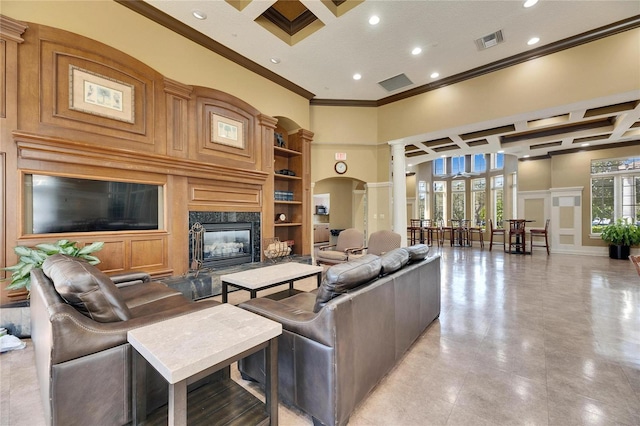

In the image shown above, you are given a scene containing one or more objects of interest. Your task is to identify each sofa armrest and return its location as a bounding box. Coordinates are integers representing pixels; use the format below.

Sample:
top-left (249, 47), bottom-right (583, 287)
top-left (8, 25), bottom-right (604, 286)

top-left (47, 299), bottom-right (219, 364)
top-left (318, 244), bottom-right (336, 251)
top-left (110, 271), bottom-right (151, 287)
top-left (240, 296), bottom-right (337, 347)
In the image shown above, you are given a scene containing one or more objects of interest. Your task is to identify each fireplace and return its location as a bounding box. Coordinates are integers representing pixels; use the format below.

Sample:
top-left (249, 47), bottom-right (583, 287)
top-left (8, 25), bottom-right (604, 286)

top-left (202, 222), bottom-right (253, 268)
top-left (189, 211), bottom-right (261, 270)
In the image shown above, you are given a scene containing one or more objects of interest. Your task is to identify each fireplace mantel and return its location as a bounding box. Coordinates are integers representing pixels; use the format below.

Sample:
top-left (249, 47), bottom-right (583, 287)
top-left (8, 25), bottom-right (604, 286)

top-left (14, 131), bottom-right (269, 186)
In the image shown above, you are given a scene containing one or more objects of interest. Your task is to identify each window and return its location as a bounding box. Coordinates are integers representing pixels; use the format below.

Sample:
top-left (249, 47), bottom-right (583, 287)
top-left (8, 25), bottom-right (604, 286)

top-left (433, 158), bottom-right (446, 176)
top-left (591, 156), bottom-right (640, 232)
top-left (471, 178), bottom-right (486, 226)
top-left (592, 177), bottom-right (614, 228)
top-left (451, 180), bottom-right (465, 219)
top-left (451, 156), bottom-right (465, 175)
top-left (433, 181), bottom-right (446, 222)
top-left (418, 180), bottom-right (428, 220)
top-left (492, 175), bottom-right (504, 228)
top-left (622, 176), bottom-right (640, 223)
top-left (492, 152), bottom-right (504, 170)
top-left (472, 154), bottom-right (487, 173)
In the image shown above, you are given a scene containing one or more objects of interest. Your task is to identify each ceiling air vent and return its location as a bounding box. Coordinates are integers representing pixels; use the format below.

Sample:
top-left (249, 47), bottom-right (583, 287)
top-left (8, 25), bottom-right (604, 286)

top-left (475, 30), bottom-right (504, 50)
top-left (378, 73), bottom-right (413, 92)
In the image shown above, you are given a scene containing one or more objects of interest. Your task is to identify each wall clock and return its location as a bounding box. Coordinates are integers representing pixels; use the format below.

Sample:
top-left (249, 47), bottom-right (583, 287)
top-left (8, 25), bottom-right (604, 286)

top-left (334, 161), bottom-right (347, 175)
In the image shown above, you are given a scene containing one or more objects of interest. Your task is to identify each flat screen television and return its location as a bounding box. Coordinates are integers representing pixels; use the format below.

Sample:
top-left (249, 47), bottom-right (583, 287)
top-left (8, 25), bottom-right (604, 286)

top-left (24, 174), bottom-right (162, 234)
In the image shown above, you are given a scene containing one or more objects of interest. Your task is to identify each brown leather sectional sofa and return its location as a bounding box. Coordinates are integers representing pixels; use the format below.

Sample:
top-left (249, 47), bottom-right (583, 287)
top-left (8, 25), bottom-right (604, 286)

top-left (238, 245), bottom-right (441, 426)
top-left (30, 254), bottom-right (220, 425)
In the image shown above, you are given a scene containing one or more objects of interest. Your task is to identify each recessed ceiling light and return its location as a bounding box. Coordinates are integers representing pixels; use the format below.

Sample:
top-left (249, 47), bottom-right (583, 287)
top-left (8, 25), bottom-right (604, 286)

top-left (523, 154), bottom-right (530, 158)
top-left (430, 72), bottom-right (439, 79)
top-left (523, 0), bottom-right (538, 8)
top-left (581, 143), bottom-right (590, 147)
top-left (440, 155), bottom-right (446, 158)
top-left (498, 150), bottom-right (504, 153)
top-left (369, 16), bottom-right (380, 25)
top-left (192, 10), bottom-right (207, 20)
top-left (353, 73), bottom-right (362, 80)
top-left (527, 37), bottom-right (540, 46)
top-left (412, 47), bottom-right (422, 55)
top-left (270, 58), bottom-right (281, 64)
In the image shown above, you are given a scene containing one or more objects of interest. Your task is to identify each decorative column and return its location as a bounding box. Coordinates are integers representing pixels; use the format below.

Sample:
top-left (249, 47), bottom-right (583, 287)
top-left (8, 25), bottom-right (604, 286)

top-left (389, 140), bottom-right (408, 247)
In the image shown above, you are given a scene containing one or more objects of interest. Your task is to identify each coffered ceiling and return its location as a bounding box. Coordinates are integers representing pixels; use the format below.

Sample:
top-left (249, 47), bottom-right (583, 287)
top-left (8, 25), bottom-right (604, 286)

top-left (403, 94), bottom-right (640, 163)
top-left (118, 0), bottom-right (640, 161)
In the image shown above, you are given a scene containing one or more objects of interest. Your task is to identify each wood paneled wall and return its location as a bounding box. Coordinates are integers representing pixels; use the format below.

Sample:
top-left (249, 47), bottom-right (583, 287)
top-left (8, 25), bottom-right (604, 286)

top-left (0, 18), bottom-right (279, 304)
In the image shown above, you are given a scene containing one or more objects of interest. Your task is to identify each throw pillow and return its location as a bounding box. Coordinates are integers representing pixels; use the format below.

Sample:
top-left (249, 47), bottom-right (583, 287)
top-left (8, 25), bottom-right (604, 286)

top-left (43, 254), bottom-right (132, 322)
top-left (379, 248), bottom-right (410, 275)
top-left (313, 254), bottom-right (381, 312)
top-left (404, 244), bottom-right (430, 263)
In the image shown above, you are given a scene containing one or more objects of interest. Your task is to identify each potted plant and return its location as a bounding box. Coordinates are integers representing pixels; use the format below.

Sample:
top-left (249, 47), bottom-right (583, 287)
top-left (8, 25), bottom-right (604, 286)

top-left (600, 219), bottom-right (640, 259)
top-left (2, 240), bottom-right (104, 294)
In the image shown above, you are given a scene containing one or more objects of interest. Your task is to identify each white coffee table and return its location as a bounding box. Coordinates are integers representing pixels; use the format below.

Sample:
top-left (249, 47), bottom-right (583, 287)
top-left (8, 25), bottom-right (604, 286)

top-left (220, 262), bottom-right (323, 303)
top-left (128, 304), bottom-right (282, 426)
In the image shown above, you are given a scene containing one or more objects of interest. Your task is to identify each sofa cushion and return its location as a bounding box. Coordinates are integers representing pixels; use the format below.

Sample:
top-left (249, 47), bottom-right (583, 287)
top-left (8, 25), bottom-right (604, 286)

top-left (314, 254), bottom-right (381, 312)
top-left (43, 254), bottom-right (132, 322)
top-left (379, 248), bottom-right (410, 276)
top-left (404, 244), bottom-right (430, 263)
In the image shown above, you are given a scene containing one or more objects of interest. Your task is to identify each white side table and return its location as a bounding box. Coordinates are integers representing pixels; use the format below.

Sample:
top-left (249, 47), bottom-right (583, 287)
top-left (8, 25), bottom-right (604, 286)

top-left (128, 304), bottom-right (282, 425)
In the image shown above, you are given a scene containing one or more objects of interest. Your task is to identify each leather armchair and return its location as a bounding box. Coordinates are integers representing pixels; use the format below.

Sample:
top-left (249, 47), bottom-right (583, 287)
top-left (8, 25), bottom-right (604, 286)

top-left (30, 254), bottom-right (220, 425)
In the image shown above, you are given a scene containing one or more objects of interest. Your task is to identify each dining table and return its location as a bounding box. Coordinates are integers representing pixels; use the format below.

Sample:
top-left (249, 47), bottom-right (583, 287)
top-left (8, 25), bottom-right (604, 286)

top-left (450, 219), bottom-right (471, 247)
top-left (504, 219), bottom-right (534, 254)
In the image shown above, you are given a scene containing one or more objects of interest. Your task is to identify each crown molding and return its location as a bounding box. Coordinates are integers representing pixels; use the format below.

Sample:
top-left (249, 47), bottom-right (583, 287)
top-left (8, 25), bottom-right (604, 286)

top-left (114, 0), bottom-right (316, 100)
top-left (113, 2), bottom-right (639, 107)
top-left (312, 15), bottom-right (640, 107)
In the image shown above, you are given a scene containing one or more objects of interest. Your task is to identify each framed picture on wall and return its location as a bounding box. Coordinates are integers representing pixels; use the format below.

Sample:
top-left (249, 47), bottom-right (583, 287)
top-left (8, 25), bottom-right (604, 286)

top-left (211, 113), bottom-right (245, 149)
top-left (69, 65), bottom-right (135, 123)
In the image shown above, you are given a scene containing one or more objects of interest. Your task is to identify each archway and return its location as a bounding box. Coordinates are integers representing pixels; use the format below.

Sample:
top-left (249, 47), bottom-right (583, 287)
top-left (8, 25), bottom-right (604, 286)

top-left (313, 177), bottom-right (367, 246)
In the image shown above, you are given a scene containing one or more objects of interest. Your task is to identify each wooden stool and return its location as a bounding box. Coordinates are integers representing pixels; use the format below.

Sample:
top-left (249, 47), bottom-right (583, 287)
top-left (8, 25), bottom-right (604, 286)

top-left (489, 219), bottom-right (505, 251)
top-left (507, 219), bottom-right (527, 253)
top-left (530, 219), bottom-right (550, 255)
top-left (468, 224), bottom-right (485, 248)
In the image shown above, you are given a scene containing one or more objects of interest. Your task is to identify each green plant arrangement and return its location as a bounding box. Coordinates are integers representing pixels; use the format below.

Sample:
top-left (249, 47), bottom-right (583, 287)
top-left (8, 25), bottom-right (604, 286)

top-left (2, 240), bottom-right (104, 293)
top-left (600, 219), bottom-right (640, 259)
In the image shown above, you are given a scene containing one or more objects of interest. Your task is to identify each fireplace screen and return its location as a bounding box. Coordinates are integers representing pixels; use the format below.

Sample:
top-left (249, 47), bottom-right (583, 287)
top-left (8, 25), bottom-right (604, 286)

top-left (202, 222), bottom-right (253, 268)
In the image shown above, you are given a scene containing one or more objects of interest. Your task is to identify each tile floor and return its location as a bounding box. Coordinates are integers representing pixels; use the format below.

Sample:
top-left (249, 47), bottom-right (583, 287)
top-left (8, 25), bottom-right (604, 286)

top-left (1, 246), bottom-right (639, 425)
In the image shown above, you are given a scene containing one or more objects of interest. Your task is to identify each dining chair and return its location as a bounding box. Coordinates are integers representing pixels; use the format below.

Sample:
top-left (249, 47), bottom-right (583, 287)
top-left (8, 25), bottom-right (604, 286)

top-left (468, 221), bottom-right (485, 248)
top-left (489, 219), bottom-right (505, 251)
top-left (408, 219), bottom-right (423, 245)
top-left (439, 219), bottom-right (454, 246)
top-left (507, 219), bottom-right (527, 253)
top-left (529, 219), bottom-right (550, 255)
top-left (423, 219), bottom-right (441, 246)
